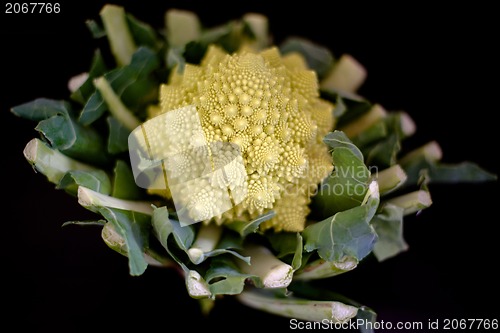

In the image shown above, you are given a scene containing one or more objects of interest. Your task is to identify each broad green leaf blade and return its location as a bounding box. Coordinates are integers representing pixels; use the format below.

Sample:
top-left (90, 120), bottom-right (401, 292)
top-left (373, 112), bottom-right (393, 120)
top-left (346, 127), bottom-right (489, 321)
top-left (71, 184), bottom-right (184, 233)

top-left (427, 162), bottom-right (497, 183)
top-left (152, 205), bottom-right (206, 294)
top-left (267, 232), bottom-right (303, 270)
top-left (226, 210), bottom-right (275, 237)
top-left (106, 116), bottom-right (130, 154)
top-left (237, 289), bottom-right (358, 323)
top-left (126, 13), bottom-right (162, 50)
top-left (152, 206), bottom-right (194, 251)
top-left (205, 257), bottom-right (260, 296)
top-left (365, 133), bottom-right (400, 167)
top-left (36, 114), bottom-right (76, 150)
top-left (71, 50), bottom-right (108, 104)
top-left (11, 98), bottom-right (70, 121)
top-left (28, 100), bottom-right (109, 165)
top-left (372, 204), bottom-right (408, 261)
top-left (304, 182), bottom-right (379, 262)
top-left (314, 146), bottom-right (370, 216)
top-left (352, 120), bottom-right (387, 148)
top-left (80, 90), bottom-right (107, 125)
top-left (99, 207), bottom-right (151, 276)
top-left (402, 156), bottom-right (497, 186)
top-left (58, 170), bottom-right (111, 195)
top-left (80, 47), bottom-right (160, 125)
top-left (112, 160), bottom-right (143, 200)
top-left (280, 37), bottom-right (334, 78)
top-left (321, 91), bottom-right (372, 128)
top-left (267, 232), bottom-right (299, 258)
top-left (323, 130), bottom-right (364, 161)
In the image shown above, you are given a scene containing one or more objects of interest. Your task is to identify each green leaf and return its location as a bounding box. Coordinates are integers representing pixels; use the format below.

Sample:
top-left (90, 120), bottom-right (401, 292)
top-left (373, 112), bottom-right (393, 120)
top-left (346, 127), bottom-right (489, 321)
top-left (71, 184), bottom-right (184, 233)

top-left (226, 210), bottom-right (275, 237)
top-left (205, 257), bottom-right (260, 296)
top-left (79, 90), bottom-right (107, 125)
top-left (166, 47), bottom-right (186, 72)
top-left (315, 146), bottom-right (370, 216)
top-left (217, 231), bottom-right (244, 250)
top-left (266, 232), bottom-right (303, 270)
top-left (304, 182), bottom-right (379, 262)
top-left (106, 116), bottom-right (130, 154)
top-left (321, 91), bottom-right (372, 128)
top-left (280, 37), bottom-right (334, 78)
top-left (365, 133), bottom-right (400, 167)
top-left (361, 112), bottom-right (412, 167)
top-left (371, 204), bottom-right (408, 261)
top-left (35, 114), bottom-right (109, 165)
top-left (152, 206), bottom-right (194, 252)
top-left (80, 47), bottom-right (160, 125)
top-left (332, 94), bottom-right (347, 118)
top-left (12, 98), bottom-right (69, 121)
top-left (99, 207), bottom-right (151, 276)
top-left (351, 120), bottom-right (387, 148)
top-left (126, 13), bottom-right (162, 50)
top-left (267, 232), bottom-right (299, 258)
top-left (70, 50), bottom-right (108, 104)
top-left (323, 130), bottom-right (364, 161)
top-left (402, 158), bottom-right (497, 186)
top-left (112, 160), bottom-right (143, 200)
top-left (58, 170), bottom-right (111, 195)
top-left (13, 98), bottom-right (109, 164)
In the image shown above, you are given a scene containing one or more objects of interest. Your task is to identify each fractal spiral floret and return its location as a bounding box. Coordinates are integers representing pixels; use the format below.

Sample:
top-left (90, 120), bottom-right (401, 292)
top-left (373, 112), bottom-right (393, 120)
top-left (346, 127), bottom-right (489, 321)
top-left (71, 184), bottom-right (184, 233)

top-left (149, 46), bottom-right (334, 232)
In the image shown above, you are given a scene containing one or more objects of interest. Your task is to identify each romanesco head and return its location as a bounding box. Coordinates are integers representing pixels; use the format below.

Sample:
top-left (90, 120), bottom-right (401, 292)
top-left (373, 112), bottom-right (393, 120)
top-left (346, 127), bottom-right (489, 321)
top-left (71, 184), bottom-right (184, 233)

top-left (149, 46), bottom-right (334, 232)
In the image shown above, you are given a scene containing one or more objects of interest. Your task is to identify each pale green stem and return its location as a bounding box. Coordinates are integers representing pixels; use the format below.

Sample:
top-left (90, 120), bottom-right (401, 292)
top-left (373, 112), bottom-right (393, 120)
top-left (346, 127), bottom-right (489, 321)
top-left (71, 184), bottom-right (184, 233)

top-left (340, 103), bottom-right (387, 138)
top-left (399, 141), bottom-right (443, 166)
top-left (23, 138), bottom-right (97, 184)
top-left (101, 222), bottom-right (175, 268)
top-left (94, 76), bottom-right (141, 131)
top-left (165, 9), bottom-right (200, 48)
top-left (78, 186), bottom-right (153, 215)
top-left (243, 13), bottom-right (268, 50)
top-left (321, 54), bottom-right (367, 93)
top-left (375, 164), bottom-right (408, 195)
top-left (237, 289), bottom-right (358, 323)
top-left (294, 256), bottom-right (358, 280)
top-left (239, 244), bottom-right (293, 289)
top-left (187, 223), bottom-right (223, 264)
top-left (385, 190), bottom-right (432, 215)
top-left (399, 111), bottom-right (416, 137)
top-left (186, 270), bottom-right (212, 299)
top-left (100, 4), bottom-right (136, 66)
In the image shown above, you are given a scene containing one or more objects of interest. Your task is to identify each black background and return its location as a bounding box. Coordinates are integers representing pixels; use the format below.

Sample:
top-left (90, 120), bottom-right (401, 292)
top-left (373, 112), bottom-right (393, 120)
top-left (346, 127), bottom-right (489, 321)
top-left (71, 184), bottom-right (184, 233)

top-left (1, 1), bottom-right (498, 332)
